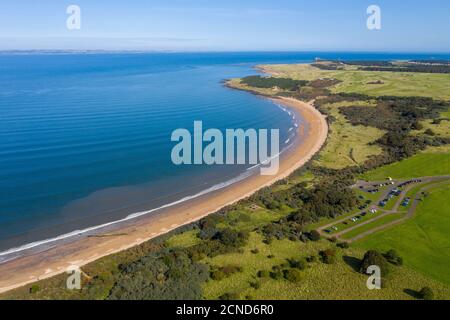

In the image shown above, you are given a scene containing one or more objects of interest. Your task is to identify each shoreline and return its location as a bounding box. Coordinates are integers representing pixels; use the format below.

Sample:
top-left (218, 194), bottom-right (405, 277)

top-left (0, 96), bottom-right (328, 294)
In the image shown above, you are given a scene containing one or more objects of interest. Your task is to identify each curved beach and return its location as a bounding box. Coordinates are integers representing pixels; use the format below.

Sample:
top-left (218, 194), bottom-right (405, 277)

top-left (0, 97), bottom-right (328, 293)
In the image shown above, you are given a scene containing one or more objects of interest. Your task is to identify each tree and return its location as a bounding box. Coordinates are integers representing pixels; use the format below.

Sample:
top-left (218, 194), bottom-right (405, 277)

top-left (419, 287), bottom-right (434, 300)
top-left (384, 249), bottom-right (403, 266)
top-left (360, 250), bottom-right (389, 277)
top-left (309, 230), bottom-right (321, 241)
top-left (284, 269), bottom-right (303, 283)
top-left (320, 249), bottom-right (336, 264)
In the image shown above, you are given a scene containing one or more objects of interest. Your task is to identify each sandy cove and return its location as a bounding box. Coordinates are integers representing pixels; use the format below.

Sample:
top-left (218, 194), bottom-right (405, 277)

top-left (0, 97), bottom-right (328, 294)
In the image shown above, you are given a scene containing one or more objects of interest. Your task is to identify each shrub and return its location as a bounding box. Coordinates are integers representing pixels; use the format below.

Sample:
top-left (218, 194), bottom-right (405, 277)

top-left (419, 287), bottom-right (434, 300)
top-left (210, 270), bottom-right (226, 281)
top-left (108, 249), bottom-right (209, 300)
top-left (289, 258), bottom-right (307, 270)
top-left (320, 249), bottom-right (336, 264)
top-left (270, 270), bottom-right (284, 280)
top-left (257, 270), bottom-right (270, 278)
top-left (360, 250), bottom-right (390, 277)
top-left (250, 281), bottom-right (261, 289)
top-left (309, 230), bottom-right (321, 241)
top-left (384, 249), bottom-right (403, 266)
top-left (337, 242), bottom-right (350, 249)
top-left (29, 284), bottom-right (40, 294)
top-left (284, 269), bottom-right (303, 283)
top-left (300, 234), bottom-right (310, 243)
top-left (306, 255), bottom-right (317, 263)
top-left (220, 292), bottom-right (240, 300)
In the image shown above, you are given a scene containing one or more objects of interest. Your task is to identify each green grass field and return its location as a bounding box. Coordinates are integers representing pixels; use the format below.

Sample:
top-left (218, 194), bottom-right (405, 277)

top-left (202, 232), bottom-right (450, 299)
top-left (315, 102), bottom-right (385, 169)
top-left (326, 211), bottom-right (385, 236)
top-left (442, 108), bottom-right (450, 119)
top-left (355, 182), bottom-right (450, 284)
top-left (341, 213), bottom-right (405, 240)
top-left (361, 148), bottom-right (450, 180)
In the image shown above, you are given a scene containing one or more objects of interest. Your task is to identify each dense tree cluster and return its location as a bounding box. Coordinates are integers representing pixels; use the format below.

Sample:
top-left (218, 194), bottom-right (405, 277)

top-left (360, 250), bottom-right (390, 277)
top-left (311, 63), bottom-right (343, 70)
top-left (255, 180), bottom-right (359, 242)
top-left (241, 75), bottom-right (308, 91)
top-left (358, 65), bottom-right (450, 74)
top-left (108, 249), bottom-right (209, 300)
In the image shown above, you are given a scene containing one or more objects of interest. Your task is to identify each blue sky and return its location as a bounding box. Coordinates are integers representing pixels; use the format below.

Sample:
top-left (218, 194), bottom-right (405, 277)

top-left (0, 0), bottom-right (449, 52)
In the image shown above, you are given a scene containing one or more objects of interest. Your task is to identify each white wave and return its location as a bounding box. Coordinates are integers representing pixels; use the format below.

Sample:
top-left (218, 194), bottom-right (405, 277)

top-left (0, 132), bottom-right (299, 259)
top-left (0, 169), bottom-right (255, 258)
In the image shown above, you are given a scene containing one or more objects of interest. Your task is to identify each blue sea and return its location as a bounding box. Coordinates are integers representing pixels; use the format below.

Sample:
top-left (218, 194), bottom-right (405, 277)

top-left (1, 52), bottom-right (449, 255)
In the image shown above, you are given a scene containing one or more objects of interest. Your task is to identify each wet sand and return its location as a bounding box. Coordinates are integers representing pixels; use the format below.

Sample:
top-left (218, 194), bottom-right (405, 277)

top-left (0, 97), bottom-right (328, 294)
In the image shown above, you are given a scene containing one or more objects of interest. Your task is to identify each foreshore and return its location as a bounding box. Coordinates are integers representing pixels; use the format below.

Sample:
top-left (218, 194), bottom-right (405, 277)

top-left (0, 96), bottom-right (328, 294)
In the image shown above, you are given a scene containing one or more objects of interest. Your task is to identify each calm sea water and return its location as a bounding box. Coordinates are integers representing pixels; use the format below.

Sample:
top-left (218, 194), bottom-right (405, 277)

top-left (1, 52), bottom-right (449, 253)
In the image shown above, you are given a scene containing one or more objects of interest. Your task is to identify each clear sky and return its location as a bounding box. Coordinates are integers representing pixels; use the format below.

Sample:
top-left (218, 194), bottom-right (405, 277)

top-left (0, 0), bottom-right (449, 52)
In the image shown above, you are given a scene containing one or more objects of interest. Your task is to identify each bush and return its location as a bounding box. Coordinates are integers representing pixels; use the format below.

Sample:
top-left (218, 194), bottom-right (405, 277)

top-left (306, 255), bottom-right (317, 263)
top-left (300, 234), bottom-right (310, 243)
top-left (384, 249), bottom-right (403, 266)
top-left (309, 230), bottom-right (321, 241)
top-left (29, 284), bottom-right (40, 294)
top-left (284, 269), bottom-right (302, 283)
top-left (288, 258), bottom-right (307, 270)
top-left (320, 249), bottom-right (336, 264)
top-left (419, 287), bottom-right (434, 300)
top-left (329, 236), bottom-right (338, 243)
top-left (360, 250), bottom-right (390, 277)
top-left (108, 249), bottom-right (209, 300)
top-left (337, 242), bottom-right (350, 249)
top-left (250, 281), bottom-right (261, 289)
top-left (220, 292), bottom-right (240, 300)
top-left (257, 270), bottom-right (270, 278)
top-left (270, 270), bottom-right (284, 280)
top-left (210, 270), bottom-right (226, 281)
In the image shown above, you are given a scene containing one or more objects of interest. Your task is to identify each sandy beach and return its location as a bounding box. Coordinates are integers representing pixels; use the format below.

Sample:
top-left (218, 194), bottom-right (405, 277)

top-left (0, 97), bottom-right (328, 294)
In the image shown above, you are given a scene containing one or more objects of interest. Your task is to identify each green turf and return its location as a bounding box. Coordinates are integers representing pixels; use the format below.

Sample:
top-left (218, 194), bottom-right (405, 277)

top-left (341, 213), bottom-right (405, 240)
top-left (165, 230), bottom-right (201, 248)
top-left (325, 211), bottom-right (385, 236)
top-left (361, 151), bottom-right (450, 181)
top-left (355, 182), bottom-right (450, 284)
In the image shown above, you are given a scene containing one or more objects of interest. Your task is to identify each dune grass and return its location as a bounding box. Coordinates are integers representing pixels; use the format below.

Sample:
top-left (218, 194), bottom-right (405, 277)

top-left (355, 182), bottom-right (450, 285)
